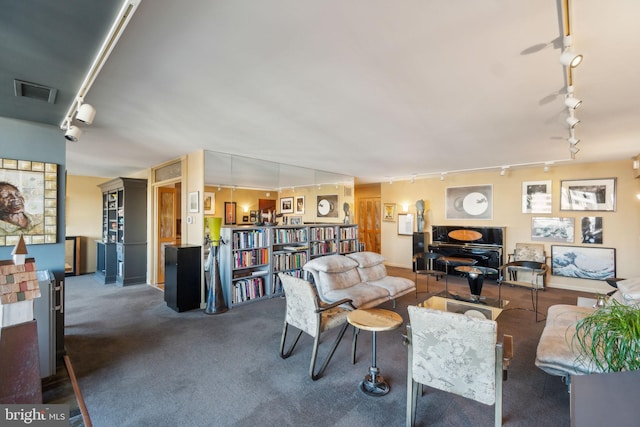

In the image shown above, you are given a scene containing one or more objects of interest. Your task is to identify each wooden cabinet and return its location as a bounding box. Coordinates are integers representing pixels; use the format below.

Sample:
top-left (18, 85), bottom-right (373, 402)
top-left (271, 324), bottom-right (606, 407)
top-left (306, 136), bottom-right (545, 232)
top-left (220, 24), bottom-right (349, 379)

top-left (164, 245), bottom-right (201, 312)
top-left (220, 224), bottom-right (358, 309)
top-left (97, 177), bottom-right (147, 285)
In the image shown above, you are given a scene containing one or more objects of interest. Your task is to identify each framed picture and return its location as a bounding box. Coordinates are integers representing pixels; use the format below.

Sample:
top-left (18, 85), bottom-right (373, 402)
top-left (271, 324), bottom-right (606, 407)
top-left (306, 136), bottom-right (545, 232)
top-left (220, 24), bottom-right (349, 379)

top-left (242, 215), bottom-right (249, 223)
top-left (317, 195), bottom-right (338, 218)
top-left (224, 202), bottom-right (236, 225)
top-left (531, 217), bottom-right (575, 243)
top-left (560, 178), bottom-right (616, 211)
top-left (188, 191), bottom-right (199, 213)
top-left (397, 213), bottom-right (414, 235)
top-left (250, 210), bottom-right (258, 223)
top-left (551, 245), bottom-right (616, 280)
top-left (522, 180), bottom-right (552, 214)
top-left (446, 184), bottom-right (493, 220)
top-left (383, 203), bottom-right (396, 222)
top-left (580, 216), bottom-right (603, 244)
top-left (280, 197), bottom-right (294, 214)
top-left (295, 196), bottom-right (305, 214)
top-left (289, 216), bottom-right (302, 225)
top-left (203, 192), bottom-right (215, 215)
top-left (0, 158), bottom-right (58, 246)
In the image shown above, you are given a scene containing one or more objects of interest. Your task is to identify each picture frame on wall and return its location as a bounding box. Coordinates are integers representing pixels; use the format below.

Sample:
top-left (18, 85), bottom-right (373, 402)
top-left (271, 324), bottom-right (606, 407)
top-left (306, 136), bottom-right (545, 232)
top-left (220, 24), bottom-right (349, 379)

top-left (188, 191), bottom-right (199, 213)
top-left (203, 191), bottom-right (215, 215)
top-left (280, 197), bottom-right (294, 213)
top-left (580, 216), bottom-right (603, 244)
top-left (531, 217), bottom-right (575, 243)
top-left (317, 195), bottom-right (338, 218)
top-left (295, 196), bottom-right (305, 214)
top-left (224, 202), bottom-right (236, 225)
top-left (0, 157), bottom-right (58, 246)
top-left (560, 178), bottom-right (616, 211)
top-left (397, 213), bottom-right (414, 235)
top-left (383, 203), bottom-right (396, 222)
top-left (289, 216), bottom-right (302, 225)
top-left (446, 184), bottom-right (493, 220)
top-left (551, 245), bottom-right (616, 280)
top-left (522, 180), bottom-right (552, 213)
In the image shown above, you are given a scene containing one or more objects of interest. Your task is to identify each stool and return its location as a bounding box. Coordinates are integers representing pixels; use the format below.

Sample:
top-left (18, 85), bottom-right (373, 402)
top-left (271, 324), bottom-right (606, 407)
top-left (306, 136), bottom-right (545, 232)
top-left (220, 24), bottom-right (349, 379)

top-left (347, 308), bottom-right (403, 396)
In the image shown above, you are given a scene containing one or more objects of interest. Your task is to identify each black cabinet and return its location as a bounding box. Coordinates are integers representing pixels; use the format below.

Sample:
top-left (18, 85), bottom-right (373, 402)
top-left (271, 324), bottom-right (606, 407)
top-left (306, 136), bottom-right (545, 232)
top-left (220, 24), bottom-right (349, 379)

top-left (164, 245), bottom-right (201, 312)
top-left (95, 241), bottom-right (117, 284)
top-left (412, 232), bottom-right (430, 271)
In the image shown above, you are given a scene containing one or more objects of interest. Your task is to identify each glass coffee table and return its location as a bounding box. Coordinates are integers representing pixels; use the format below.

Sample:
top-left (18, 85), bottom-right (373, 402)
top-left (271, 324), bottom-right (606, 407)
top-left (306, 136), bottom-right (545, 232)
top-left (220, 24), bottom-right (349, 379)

top-left (419, 291), bottom-right (508, 320)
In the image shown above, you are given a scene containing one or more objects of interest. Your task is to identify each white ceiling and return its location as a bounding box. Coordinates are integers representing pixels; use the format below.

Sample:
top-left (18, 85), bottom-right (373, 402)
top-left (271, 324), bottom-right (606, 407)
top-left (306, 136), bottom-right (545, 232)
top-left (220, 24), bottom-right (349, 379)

top-left (6, 1), bottom-right (640, 184)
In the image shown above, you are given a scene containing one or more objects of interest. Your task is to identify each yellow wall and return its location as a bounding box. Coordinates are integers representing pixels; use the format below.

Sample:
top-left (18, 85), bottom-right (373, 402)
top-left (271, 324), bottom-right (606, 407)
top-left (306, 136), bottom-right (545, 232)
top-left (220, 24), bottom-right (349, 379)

top-left (65, 175), bottom-right (107, 274)
top-left (381, 159), bottom-right (640, 294)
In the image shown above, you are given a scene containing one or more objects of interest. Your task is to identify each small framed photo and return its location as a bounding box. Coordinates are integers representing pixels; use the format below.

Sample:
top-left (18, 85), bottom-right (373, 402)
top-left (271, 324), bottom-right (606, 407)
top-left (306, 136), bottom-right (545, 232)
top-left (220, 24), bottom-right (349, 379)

top-left (188, 191), bottom-right (199, 213)
top-left (224, 202), bottom-right (236, 225)
top-left (280, 197), bottom-right (294, 213)
top-left (250, 210), bottom-right (258, 222)
top-left (580, 216), bottom-right (603, 244)
top-left (242, 215), bottom-right (249, 223)
top-left (397, 213), bottom-right (414, 235)
top-left (295, 196), bottom-right (305, 214)
top-left (522, 180), bottom-right (551, 213)
top-left (383, 203), bottom-right (396, 222)
top-left (560, 178), bottom-right (616, 211)
top-left (551, 245), bottom-right (616, 280)
top-left (203, 192), bottom-right (215, 215)
top-left (531, 217), bottom-right (575, 243)
top-left (289, 216), bottom-right (302, 225)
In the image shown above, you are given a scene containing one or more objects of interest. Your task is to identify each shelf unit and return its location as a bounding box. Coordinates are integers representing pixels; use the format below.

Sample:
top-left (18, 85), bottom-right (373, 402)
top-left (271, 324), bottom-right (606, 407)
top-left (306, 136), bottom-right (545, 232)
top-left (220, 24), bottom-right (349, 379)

top-left (219, 223), bottom-right (358, 309)
top-left (96, 177), bottom-right (147, 285)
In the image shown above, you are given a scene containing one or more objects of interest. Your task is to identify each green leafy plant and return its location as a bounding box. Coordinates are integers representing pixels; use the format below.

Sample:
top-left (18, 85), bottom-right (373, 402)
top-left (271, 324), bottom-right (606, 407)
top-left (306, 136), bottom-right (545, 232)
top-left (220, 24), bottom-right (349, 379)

top-left (572, 300), bottom-right (640, 372)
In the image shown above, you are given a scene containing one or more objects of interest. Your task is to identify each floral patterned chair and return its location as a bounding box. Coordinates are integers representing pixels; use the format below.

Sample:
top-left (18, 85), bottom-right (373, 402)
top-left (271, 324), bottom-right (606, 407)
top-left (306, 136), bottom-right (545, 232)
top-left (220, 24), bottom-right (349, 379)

top-left (278, 273), bottom-right (356, 380)
top-left (405, 306), bottom-right (512, 427)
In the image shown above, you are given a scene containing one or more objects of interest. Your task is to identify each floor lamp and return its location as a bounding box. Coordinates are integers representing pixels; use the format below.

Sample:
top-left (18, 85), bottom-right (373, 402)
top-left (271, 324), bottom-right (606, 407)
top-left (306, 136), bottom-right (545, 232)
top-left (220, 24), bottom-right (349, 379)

top-left (205, 217), bottom-right (228, 314)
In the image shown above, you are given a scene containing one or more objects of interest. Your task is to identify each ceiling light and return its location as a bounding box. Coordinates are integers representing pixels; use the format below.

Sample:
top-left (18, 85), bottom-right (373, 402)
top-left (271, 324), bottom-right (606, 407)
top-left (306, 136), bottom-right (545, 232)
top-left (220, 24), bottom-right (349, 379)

top-left (65, 125), bottom-right (81, 142)
top-left (76, 102), bottom-right (96, 124)
top-left (566, 116), bottom-right (580, 128)
top-left (440, 173), bottom-right (445, 181)
top-left (565, 96), bottom-right (582, 110)
top-left (569, 145), bottom-right (580, 159)
top-left (560, 36), bottom-right (583, 68)
top-left (568, 137), bottom-right (580, 146)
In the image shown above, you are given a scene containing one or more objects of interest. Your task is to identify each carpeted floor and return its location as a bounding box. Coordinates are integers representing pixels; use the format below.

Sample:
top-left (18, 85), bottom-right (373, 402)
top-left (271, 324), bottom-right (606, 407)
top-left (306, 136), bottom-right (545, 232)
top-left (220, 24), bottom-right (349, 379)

top-left (57, 268), bottom-right (595, 427)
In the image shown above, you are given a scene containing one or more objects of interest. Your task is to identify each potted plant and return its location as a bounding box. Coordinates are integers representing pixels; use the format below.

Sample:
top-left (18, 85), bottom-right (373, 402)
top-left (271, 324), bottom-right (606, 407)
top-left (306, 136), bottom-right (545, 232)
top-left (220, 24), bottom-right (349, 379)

top-left (572, 299), bottom-right (640, 372)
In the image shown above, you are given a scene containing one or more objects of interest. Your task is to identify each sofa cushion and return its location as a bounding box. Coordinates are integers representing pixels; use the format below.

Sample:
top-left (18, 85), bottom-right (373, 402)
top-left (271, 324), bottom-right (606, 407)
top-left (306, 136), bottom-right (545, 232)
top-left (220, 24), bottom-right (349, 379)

top-left (323, 283), bottom-right (389, 309)
top-left (617, 278), bottom-right (640, 305)
top-left (304, 254), bottom-right (358, 273)
top-left (368, 276), bottom-right (415, 298)
top-left (317, 269), bottom-right (361, 290)
top-left (358, 263), bottom-right (387, 282)
top-left (346, 251), bottom-right (385, 268)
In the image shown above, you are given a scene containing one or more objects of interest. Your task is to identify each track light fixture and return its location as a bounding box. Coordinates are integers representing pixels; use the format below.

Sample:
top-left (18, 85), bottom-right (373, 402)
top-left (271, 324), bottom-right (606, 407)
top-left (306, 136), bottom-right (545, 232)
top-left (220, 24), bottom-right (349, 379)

top-left (64, 124), bottom-right (81, 142)
top-left (568, 136), bottom-right (580, 146)
top-left (440, 173), bottom-right (445, 181)
top-left (569, 145), bottom-right (580, 159)
top-left (76, 102), bottom-right (96, 125)
top-left (560, 36), bottom-right (583, 68)
top-left (566, 115), bottom-right (580, 128)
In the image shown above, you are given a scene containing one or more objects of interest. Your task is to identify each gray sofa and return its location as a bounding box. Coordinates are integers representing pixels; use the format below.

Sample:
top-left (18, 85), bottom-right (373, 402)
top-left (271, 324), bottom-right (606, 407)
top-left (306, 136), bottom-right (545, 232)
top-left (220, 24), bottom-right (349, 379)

top-left (535, 278), bottom-right (640, 382)
top-left (303, 252), bottom-right (415, 309)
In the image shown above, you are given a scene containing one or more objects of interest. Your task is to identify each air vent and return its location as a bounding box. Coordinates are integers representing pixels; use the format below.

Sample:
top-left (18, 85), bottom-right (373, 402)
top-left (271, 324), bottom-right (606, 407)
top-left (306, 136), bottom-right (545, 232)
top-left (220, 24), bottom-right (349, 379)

top-left (14, 79), bottom-right (57, 104)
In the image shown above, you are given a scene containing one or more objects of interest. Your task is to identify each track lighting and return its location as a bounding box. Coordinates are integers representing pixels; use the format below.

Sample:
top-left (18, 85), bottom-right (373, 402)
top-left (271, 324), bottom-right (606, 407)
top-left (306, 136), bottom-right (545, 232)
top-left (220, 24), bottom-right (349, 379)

top-left (568, 136), bottom-right (580, 146)
top-left (569, 145), bottom-right (580, 159)
top-left (65, 125), bottom-right (81, 142)
top-left (76, 102), bottom-right (96, 124)
top-left (500, 167), bottom-right (509, 176)
top-left (440, 173), bottom-right (445, 181)
top-left (565, 96), bottom-right (582, 110)
top-left (560, 36), bottom-right (583, 68)
top-left (566, 115), bottom-right (580, 128)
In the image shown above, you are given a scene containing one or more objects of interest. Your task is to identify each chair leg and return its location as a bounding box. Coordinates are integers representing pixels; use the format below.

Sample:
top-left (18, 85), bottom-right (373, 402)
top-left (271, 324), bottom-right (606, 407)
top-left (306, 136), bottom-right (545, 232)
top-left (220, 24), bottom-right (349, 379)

top-left (351, 327), bottom-right (359, 364)
top-left (495, 344), bottom-right (504, 427)
top-left (280, 321), bottom-right (303, 359)
top-left (310, 321), bottom-right (349, 380)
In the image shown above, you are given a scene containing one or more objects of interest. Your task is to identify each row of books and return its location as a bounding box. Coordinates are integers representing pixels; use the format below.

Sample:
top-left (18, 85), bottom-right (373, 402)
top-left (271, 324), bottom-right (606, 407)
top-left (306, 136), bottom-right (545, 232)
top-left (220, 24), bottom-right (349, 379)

top-left (309, 226), bottom-right (335, 241)
top-left (232, 248), bottom-right (269, 269)
top-left (232, 229), bottom-right (267, 249)
top-left (233, 277), bottom-right (265, 303)
top-left (271, 270), bottom-right (305, 294)
top-left (310, 241), bottom-right (337, 256)
top-left (339, 241), bottom-right (358, 253)
top-left (274, 228), bottom-right (308, 244)
top-left (273, 252), bottom-right (308, 272)
top-left (340, 226), bottom-right (358, 240)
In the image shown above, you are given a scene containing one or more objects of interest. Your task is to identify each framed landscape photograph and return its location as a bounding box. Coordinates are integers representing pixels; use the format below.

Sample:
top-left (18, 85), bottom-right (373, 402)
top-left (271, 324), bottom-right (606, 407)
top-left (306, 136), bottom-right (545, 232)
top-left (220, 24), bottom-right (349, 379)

top-left (551, 245), bottom-right (616, 280)
top-left (280, 197), bottom-right (294, 213)
top-left (522, 180), bottom-right (552, 214)
top-left (383, 203), bottom-right (396, 222)
top-left (446, 184), bottom-right (493, 220)
top-left (289, 216), bottom-right (302, 225)
top-left (560, 178), bottom-right (616, 211)
top-left (531, 217), bottom-right (574, 243)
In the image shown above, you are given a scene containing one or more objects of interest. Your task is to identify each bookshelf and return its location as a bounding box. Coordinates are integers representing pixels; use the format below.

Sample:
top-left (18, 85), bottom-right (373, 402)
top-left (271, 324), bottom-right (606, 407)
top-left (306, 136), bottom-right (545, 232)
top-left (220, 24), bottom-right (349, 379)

top-left (219, 223), bottom-right (358, 309)
top-left (96, 177), bottom-right (147, 285)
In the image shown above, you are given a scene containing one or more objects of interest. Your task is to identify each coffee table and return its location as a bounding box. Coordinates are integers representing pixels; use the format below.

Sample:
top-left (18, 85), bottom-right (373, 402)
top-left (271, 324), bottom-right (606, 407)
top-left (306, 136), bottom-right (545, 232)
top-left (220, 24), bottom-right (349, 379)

top-left (347, 308), bottom-right (403, 396)
top-left (420, 292), bottom-right (508, 320)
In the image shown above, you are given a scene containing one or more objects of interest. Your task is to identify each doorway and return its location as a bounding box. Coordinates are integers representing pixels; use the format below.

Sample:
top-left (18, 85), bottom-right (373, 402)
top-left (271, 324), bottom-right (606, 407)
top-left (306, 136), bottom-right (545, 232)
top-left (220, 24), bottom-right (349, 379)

top-left (156, 183), bottom-right (181, 287)
top-left (357, 197), bottom-right (381, 253)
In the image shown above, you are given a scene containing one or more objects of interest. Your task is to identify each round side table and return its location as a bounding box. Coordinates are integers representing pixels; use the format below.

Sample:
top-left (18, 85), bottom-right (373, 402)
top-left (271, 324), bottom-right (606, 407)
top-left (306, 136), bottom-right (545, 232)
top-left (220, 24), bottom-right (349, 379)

top-left (347, 308), bottom-right (403, 397)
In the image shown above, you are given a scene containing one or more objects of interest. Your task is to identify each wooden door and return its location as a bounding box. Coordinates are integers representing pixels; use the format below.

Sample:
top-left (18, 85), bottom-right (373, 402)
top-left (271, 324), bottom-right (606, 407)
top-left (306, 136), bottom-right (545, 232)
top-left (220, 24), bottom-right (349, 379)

top-left (157, 187), bottom-right (177, 284)
top-left (357, 197), bottom-right (381, 253)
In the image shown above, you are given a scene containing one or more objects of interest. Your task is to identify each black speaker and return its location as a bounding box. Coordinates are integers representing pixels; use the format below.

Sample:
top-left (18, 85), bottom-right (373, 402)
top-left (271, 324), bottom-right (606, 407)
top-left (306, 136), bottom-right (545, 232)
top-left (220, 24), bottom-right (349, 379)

top-left (412, 232), bottom-right (429, 271)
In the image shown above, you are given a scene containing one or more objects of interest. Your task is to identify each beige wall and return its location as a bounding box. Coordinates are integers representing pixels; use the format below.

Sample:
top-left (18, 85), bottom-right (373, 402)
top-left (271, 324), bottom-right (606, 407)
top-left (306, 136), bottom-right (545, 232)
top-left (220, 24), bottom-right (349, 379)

top-left (380, 159), bottom-right (640, 294)
top-left (65, 175), bottom-right (109, 274)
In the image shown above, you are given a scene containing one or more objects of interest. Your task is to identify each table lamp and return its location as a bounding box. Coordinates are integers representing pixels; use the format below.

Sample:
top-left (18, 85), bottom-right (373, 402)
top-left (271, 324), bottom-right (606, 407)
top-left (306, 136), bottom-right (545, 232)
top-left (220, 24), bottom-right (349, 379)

top-left (205, 217), bottom-right (227, 314)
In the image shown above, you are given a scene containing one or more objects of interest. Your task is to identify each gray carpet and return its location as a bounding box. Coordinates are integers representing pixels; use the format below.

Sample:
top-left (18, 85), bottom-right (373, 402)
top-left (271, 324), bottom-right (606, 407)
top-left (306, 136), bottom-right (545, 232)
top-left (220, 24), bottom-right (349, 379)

top-left (63, 268), bottom-right (594, 427)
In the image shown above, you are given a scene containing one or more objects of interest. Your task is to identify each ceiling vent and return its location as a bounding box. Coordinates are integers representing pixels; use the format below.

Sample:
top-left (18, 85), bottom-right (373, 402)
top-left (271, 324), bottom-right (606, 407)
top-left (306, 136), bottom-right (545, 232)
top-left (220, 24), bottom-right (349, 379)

top-left (14, 79), bottom-right (57, 104)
